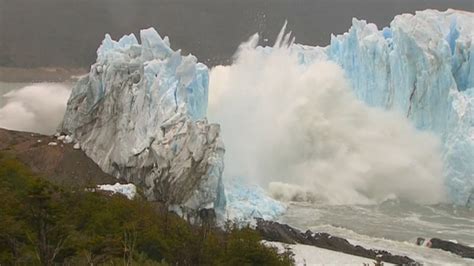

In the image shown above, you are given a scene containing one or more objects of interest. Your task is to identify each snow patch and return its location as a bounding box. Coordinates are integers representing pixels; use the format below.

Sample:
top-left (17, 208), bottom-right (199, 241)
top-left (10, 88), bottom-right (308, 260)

top-left (264, 241), bottom-right (388, 265)
top-left (97, 183), bottom-right (137, 200)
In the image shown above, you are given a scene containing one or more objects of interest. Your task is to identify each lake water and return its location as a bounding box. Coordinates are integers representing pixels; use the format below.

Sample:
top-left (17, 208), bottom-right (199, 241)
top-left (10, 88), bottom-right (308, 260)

top-left (280, 201), bottom-right (474, 265)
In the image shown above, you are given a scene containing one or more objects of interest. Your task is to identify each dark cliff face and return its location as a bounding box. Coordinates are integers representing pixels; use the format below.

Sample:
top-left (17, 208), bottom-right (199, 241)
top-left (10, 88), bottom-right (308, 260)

top-left (1, 0), bottom-right (473, 68)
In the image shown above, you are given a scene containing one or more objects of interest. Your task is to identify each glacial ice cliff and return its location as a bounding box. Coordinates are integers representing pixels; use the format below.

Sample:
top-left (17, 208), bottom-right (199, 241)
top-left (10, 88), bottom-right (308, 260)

top-left (60, 8), bottom-right (473, 224)
top-left (244, 9), bottom-right (473, 206)
top-left (60, 28), bottom-right (226, 213)
top-left (325, 9), bottom-right (474, 205)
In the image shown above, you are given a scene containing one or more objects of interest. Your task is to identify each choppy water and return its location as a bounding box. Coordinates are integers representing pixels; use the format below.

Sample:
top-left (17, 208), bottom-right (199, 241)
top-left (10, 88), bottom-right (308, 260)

top-left (280, 201), bottom-right (474, 264)
top-left (1, 80), bottom-right (473, 264)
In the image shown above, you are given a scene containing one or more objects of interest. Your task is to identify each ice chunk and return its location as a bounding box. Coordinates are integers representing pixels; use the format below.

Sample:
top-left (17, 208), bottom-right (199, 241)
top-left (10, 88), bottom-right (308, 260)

top-left (60, 28), bottom-right (224, 214)
top-left (97, 183), bottom-right (137, 200)
top-left (63, 135), bottom-right (73, 144)
top-left (224, 178), bottom-right (286, 225)
top-left (140, 28), bottom-right (173, 61)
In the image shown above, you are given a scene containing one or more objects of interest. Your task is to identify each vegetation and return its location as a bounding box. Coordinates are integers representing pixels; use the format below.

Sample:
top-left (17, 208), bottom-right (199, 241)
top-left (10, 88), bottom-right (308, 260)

top-left (0, 153), bottom-right (294, 265)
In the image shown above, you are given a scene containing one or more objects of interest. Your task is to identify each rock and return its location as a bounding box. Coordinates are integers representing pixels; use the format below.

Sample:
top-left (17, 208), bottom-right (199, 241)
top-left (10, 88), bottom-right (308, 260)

top-left (418, 237), bottom-right (474, 258)
top-left (256, 219), bottom-right (417, 265)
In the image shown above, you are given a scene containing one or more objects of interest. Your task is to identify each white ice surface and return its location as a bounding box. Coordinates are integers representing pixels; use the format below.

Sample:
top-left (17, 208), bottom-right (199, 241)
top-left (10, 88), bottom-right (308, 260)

top-left (265, 241), bottom-right (391, 266)
top-left (97, 183), bottom-right (137, 200)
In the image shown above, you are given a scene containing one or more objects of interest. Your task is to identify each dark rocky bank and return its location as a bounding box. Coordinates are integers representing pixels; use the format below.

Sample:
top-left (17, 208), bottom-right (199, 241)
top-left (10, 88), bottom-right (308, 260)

top-left (256, 218), bottom-right (418, 265)
top-left (0, 128), bottom-right (120, 188)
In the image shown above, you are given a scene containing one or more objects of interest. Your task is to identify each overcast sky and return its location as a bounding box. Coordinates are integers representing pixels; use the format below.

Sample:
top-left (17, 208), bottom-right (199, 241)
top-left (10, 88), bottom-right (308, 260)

top-left (1, 0), bottom-right (473, 67)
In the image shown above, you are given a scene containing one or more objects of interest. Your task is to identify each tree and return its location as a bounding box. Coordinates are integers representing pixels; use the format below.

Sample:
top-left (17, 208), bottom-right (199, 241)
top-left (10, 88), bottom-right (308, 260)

top-left (25, 180), bottom-right (71, 265)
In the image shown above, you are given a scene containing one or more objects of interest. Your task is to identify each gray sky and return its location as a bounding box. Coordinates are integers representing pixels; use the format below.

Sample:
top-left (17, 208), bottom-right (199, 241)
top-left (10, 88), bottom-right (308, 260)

top-left (1, 0), bottom-right (473, 67)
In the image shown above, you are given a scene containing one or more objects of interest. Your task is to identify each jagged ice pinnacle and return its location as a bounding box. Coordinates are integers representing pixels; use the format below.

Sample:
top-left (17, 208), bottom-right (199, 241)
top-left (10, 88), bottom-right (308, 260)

top-left (60, 28), bottom-right (226, 214)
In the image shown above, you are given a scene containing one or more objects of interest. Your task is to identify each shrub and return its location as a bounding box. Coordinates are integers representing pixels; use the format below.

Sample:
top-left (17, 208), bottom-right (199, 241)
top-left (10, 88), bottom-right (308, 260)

top-left (0, 153), bottom-right (294, 265)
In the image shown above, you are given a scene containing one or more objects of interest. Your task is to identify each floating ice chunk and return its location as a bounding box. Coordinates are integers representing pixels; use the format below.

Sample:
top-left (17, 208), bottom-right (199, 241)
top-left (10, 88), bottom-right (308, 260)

top-left (224, 178), bottom-right (286, 225)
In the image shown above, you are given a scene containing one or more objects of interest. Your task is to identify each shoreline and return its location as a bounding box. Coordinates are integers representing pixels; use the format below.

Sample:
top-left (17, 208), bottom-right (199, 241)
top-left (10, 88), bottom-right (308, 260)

top-left (0, 67), bottom-right (87, 83)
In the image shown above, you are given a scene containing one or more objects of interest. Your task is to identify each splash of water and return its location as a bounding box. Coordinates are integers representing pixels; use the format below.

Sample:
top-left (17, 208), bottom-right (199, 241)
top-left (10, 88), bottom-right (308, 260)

top-left (208, 31), bottom-right (446, 205)
top-left (0, 83), bottom-right (71, 134)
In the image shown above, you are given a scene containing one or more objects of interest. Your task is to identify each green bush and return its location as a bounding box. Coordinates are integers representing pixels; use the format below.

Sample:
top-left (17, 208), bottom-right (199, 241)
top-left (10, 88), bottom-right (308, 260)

top-left (0, 153), bottom-right (294, 265)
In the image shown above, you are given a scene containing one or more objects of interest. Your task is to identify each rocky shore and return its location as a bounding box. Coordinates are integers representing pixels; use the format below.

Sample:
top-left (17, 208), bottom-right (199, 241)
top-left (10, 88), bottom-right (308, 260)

top-left (256, 219), bottom-right (418, 265)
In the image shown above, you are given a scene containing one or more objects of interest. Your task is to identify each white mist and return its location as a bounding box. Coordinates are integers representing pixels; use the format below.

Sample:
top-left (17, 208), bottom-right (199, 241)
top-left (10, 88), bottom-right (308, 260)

top-left (209, 33), bottom-right (446, 205)
top-left (0, 83), bottom-right (71, 134)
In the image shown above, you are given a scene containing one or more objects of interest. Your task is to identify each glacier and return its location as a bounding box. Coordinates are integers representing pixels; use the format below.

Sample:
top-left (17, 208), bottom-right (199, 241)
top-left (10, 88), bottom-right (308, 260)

top-left (60, 28), bottom-right (226, 215)
top-left (60, 8), bottom-right (473, 224)
top-left (255, 9), bottom-right (473, 206)
top-left (325, 9), bottom-right (474, 205)
top-left (215, 9), bottom-right (473, 208)
top-left (60, 26), bottom-right (285, 223)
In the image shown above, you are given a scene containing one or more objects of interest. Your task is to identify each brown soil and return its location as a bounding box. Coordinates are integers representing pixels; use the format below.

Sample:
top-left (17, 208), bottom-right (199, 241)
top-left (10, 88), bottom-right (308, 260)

top-left (0, 127), bottom-right (121, 188)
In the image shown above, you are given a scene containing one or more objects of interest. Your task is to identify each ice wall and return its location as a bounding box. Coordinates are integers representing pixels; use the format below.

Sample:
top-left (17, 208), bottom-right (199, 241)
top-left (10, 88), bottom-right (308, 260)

top-left (326, 9), bottom-right (474, 205)
top-left (60, 28), bottom-right (226, 213)
top-left (209, 33), bottom-right (446, 206)
top-left (59, 9), bottom-right (473, 223)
